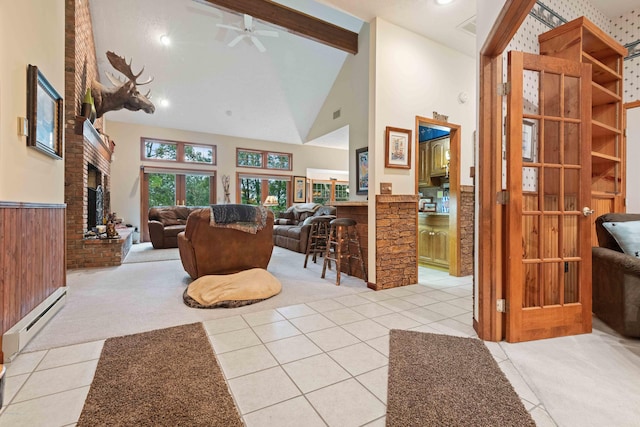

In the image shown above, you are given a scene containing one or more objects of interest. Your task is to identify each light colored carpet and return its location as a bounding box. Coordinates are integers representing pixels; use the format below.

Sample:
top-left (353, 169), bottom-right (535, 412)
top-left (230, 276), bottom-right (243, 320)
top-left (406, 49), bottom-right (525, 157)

top-left (122, 242), bottom-right (180, 264)
top-left (25, 246), bottom-right (370, 351)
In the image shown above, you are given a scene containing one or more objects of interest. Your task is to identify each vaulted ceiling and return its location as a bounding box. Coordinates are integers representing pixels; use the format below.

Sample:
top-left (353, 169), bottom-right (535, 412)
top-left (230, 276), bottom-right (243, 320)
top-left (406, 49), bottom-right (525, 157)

top-left (90, 0), bottom-right (638, 149)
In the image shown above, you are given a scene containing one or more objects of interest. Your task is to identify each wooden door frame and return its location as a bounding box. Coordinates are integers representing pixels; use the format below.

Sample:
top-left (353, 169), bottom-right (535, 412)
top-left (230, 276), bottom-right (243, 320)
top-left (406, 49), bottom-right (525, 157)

top-left (477, 0), bottom-right (537, 341)
top-left (414, 116), bottom-right (461, 276)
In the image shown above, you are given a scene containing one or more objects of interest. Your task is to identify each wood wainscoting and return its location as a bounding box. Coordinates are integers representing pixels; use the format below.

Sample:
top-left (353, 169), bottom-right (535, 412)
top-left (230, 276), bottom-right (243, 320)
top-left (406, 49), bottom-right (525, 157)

top-left (0, 202), bottom-right (66, 361)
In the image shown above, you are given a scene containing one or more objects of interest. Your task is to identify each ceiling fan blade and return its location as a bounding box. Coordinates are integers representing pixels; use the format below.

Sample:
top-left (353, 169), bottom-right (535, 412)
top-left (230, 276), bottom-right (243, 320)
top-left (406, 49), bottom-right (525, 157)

top-left (216, 23), bottom-right (242, 31)
top-left (228, 35), bottom-right (244, 47)
top-left (254, 30), bottom-right (278, 38)
top-left (244, 14), bottom-right (253, 30)
top-left (251, 36), bottom-right (266, 53)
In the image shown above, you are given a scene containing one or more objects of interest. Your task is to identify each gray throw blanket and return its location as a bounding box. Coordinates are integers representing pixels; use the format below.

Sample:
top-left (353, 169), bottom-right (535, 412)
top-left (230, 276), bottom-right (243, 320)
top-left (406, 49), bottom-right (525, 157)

top-left (209, 204), bottom-right (267, 234)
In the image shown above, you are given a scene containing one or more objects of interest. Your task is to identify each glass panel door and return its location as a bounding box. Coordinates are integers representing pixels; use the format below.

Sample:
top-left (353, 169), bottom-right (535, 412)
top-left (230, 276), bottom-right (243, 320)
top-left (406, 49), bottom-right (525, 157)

top-left (185, 174), bottom-right (210, 206)
top-left (148, 173), bottom-right (176, 207)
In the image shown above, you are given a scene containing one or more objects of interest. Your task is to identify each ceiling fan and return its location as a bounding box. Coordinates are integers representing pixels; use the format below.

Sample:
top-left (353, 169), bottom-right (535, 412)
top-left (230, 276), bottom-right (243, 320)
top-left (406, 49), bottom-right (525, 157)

top-left (216, 14), bottom-right (278, 53)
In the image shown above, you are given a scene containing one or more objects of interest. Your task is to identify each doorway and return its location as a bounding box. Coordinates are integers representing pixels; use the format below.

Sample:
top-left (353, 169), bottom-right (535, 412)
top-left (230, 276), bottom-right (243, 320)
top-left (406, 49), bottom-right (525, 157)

top-left (415, 116), bottom-right (462, 280)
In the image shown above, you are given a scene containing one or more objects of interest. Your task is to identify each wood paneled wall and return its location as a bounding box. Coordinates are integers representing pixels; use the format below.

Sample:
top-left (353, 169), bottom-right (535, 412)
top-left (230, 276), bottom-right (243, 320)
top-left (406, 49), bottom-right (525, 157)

top-left (0, 202), bottom-right (66, 361)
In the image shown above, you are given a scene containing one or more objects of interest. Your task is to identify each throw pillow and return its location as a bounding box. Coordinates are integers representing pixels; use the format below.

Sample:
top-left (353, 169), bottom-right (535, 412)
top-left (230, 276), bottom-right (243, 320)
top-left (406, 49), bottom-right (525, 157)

top-left (183, 268), bottom-right (282, 309)
top-left (275, 218), bottom-right (293, 225)
top-left (158, 209), bottom-right (181, 226)
top-left (602, 221), bottom-right (640, 258)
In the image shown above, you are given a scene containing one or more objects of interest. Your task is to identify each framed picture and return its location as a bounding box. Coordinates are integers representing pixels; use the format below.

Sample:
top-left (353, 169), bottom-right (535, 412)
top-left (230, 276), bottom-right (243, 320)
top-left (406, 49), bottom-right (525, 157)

top-left (293, 176), bottom-right (306, 203)
top-left (385, 126), bottom-right (411, 169)
top-left (522, 119), bottom-right (537, 162)
top-left (27, 65), bottom-right (63, 159)
top-left (356, 147), bottom-right (368, 195)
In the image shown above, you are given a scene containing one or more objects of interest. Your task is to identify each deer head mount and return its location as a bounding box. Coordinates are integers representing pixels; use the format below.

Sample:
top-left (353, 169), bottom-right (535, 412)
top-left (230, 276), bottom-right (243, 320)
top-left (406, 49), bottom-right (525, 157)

top-left (91, 51), bottom-right (155, 118)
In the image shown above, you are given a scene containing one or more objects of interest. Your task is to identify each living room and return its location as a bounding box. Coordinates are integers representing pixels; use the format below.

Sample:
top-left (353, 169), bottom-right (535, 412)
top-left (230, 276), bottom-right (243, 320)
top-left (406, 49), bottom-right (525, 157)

top-left (2, 0), bottom-right (640, 425)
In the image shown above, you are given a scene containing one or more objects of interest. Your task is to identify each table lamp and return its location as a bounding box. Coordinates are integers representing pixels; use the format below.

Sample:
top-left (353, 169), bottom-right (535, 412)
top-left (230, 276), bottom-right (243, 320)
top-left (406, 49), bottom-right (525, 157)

top-left (263, 195), bottom-right (279, 208)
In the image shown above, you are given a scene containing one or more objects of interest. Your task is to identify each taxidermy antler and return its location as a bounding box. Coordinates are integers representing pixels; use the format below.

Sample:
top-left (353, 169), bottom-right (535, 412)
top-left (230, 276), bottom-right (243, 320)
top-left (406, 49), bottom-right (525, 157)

top-left (91, 51), bottom-right (155, 118)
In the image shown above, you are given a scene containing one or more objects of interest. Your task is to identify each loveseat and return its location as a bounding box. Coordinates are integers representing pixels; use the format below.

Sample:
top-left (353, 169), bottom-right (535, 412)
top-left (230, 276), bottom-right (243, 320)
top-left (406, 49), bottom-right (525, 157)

top-left (272, 203), bottom-right (336, 253)
top-left (592, 213), bottom-right (640, 337)
top-left (148, 206), bottom-right (201, 249)
top-left (177, 207), bottom-right (274, 279)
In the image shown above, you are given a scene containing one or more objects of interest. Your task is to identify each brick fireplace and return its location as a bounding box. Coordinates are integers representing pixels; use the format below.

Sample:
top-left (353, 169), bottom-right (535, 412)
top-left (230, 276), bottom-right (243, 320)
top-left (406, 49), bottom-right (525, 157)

top-left (64, 0), bottom-right (130, 268)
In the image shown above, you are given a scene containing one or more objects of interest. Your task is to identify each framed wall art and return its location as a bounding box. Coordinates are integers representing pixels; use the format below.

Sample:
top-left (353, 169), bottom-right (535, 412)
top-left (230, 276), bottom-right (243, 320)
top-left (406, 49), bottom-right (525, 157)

top-left (522, 119), bottom-right (537, 162)
top-left (293, 176), bottom-right (306, 203)
top-left (27, 65), bottom-right (63, 159)
top-left (385, 126), bottom-right (411, 169)
top-left (356, 147), bottom-right (368, 195)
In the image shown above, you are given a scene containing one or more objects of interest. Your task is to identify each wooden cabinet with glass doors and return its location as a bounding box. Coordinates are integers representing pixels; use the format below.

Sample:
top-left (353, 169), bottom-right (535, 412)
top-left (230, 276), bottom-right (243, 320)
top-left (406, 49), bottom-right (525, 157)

top-left (539, 17), bottom-right (627, 245)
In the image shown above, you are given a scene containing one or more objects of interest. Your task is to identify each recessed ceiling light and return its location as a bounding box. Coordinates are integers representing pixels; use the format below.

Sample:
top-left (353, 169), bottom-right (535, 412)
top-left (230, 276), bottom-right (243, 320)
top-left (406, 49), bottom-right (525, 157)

top-left (435, 0), bottom-right (454, 5)
top-left (160, 99), bottom-right (170, 107)
top-left (160, 35), bottom-right (171, 46)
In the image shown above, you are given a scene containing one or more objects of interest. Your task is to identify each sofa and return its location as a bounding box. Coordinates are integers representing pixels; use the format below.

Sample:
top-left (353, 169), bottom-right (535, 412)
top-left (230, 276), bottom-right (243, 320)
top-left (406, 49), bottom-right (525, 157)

top-left (272, 203), bottom-right (336, 253)
top-left (592, 213), bottom-right (640, 337)
top-left (178, 207), bottom-right (274, 279)
top-left (148, 206), bottom-right (203, 249)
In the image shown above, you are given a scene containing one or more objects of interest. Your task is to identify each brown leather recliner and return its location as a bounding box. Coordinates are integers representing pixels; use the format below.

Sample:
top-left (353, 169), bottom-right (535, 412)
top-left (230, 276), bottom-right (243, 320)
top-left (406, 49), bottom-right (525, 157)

top-left (148, 206), bottom-right (200, 249)
top-left (592, 213), bottom-right (640, 337)
top-left (177, 208), bottom-right (274, 279)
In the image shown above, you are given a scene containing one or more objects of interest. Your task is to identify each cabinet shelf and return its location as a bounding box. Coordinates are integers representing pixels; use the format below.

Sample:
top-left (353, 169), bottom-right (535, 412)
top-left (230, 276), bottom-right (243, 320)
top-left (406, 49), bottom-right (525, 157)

top-left (591, 82), bottom-right (621, 106)
top-left (591, 151), bottom-right (620, 164)
top-left (591, 191), bottom-right (616, 199)
top-left (592, 119), bottom-right (622, 138)
top-left (581, 52), bottom-right (622, 85)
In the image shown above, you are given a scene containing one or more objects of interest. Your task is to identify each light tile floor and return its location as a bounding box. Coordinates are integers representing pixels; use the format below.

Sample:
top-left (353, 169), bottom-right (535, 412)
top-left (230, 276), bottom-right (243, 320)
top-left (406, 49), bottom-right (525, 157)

top-left (0, 267), bottom-right (555, 426)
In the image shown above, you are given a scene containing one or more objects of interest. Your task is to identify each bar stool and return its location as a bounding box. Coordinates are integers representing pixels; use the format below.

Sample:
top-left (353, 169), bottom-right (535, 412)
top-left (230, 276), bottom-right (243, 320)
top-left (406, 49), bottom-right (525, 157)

top-left (322, 218), bottom-right (367, 286)
top-left (304, 216), bottom-right (334, 268)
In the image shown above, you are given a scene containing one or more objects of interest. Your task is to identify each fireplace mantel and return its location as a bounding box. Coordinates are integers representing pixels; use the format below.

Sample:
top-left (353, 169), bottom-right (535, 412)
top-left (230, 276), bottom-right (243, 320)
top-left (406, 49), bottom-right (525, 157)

top-left (74, 116), bottom-right (113, 162)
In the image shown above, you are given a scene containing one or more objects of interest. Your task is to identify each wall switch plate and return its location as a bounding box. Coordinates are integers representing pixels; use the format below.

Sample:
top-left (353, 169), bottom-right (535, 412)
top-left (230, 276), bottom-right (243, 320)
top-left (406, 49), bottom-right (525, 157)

top-left (380, 182), bottom-right (392, 194)
top-left (18, 117), bottom-right (28, 136)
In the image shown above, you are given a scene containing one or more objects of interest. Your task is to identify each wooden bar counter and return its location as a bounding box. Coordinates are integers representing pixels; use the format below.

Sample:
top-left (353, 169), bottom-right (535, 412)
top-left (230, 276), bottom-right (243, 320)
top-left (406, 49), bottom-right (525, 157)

top-left (331, 201), bottom-right (368, 283)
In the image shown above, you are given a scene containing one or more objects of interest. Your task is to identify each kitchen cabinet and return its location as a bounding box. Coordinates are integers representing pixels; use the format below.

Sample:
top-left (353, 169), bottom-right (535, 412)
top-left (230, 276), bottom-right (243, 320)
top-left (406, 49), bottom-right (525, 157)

top-left (418, 214), bottom-right (449, 268)
top-left (418, 142), bottom-right (430, 186)
top-left (430, 137), bottom-right (450, 177)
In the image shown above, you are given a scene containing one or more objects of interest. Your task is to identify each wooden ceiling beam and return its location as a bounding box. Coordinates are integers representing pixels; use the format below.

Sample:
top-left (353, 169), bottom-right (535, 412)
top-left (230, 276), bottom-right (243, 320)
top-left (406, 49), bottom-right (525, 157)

top-left (202, 0), bottom-right (358, 54)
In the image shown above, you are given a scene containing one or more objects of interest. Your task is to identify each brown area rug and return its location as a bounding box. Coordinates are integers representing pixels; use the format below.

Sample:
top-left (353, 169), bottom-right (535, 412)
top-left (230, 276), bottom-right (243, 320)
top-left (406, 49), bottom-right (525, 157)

top-left (386, 330), bottom-right (535, 427)
top-left (77, 323), bottom-right (242, 427)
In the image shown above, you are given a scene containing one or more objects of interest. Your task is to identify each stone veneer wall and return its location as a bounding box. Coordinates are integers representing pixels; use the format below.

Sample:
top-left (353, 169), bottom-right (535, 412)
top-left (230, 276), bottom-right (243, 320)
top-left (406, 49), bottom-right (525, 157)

top-left (374, 195), bottom-right (418, 290)
top-left (460, 185), bottom-right (474, 277)
top-left (65, 0), bottom-right (111, 269)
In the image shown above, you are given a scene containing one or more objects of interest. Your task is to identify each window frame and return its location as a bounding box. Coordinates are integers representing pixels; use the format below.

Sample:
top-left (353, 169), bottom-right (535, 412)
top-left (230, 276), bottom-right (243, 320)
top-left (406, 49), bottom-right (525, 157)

top-left (236, 148), bottom-right (293, 171)
top-left (141, 137), bottom-right (216, 166)
top-left (236, 172), bottom-right (292, 207)
top-left (311, 179), bottom-right (349, 204)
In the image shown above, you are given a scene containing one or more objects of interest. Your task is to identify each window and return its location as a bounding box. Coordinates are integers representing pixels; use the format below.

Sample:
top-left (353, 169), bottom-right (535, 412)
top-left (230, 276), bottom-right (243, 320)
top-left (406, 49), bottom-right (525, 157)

top-left (184, 144), bottom-right (214, 164)
top-left (237, 148), bottom-right (292, 171)
top-left (145, 170), bottom-right (215, 207)
top-left (311, 180), bottom-right (349, 204)
top-left (238, 173), bottom-right (290, 214)
top-left (142, 138), bottom-right (216, 165)
top-left (144, 140), bottom-right (177, 161)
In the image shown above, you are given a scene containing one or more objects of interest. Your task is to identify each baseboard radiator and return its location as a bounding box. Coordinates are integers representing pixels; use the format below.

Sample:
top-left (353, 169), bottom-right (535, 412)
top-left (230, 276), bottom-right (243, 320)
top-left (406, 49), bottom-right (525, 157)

top-left (3, 287), bottom-right (67, 362)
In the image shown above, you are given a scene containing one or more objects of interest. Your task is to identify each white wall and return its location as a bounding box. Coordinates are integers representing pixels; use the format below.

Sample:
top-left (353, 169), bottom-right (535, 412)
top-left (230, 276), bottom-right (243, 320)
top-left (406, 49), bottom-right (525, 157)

top-left (0, 0), bottom-right (65, 203)
top-left (307, 23), bottom-right (371, 201)
top-left (476, 0), bottom-right (508, 51)
top-left (107, 121), bottom-right (349, 229)
top-left (371, 18), bottom-right (477, 195)
top-left (627, 106), bottom-right (640, 212)
top-left (365, 18), bottom-right (477, 283)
